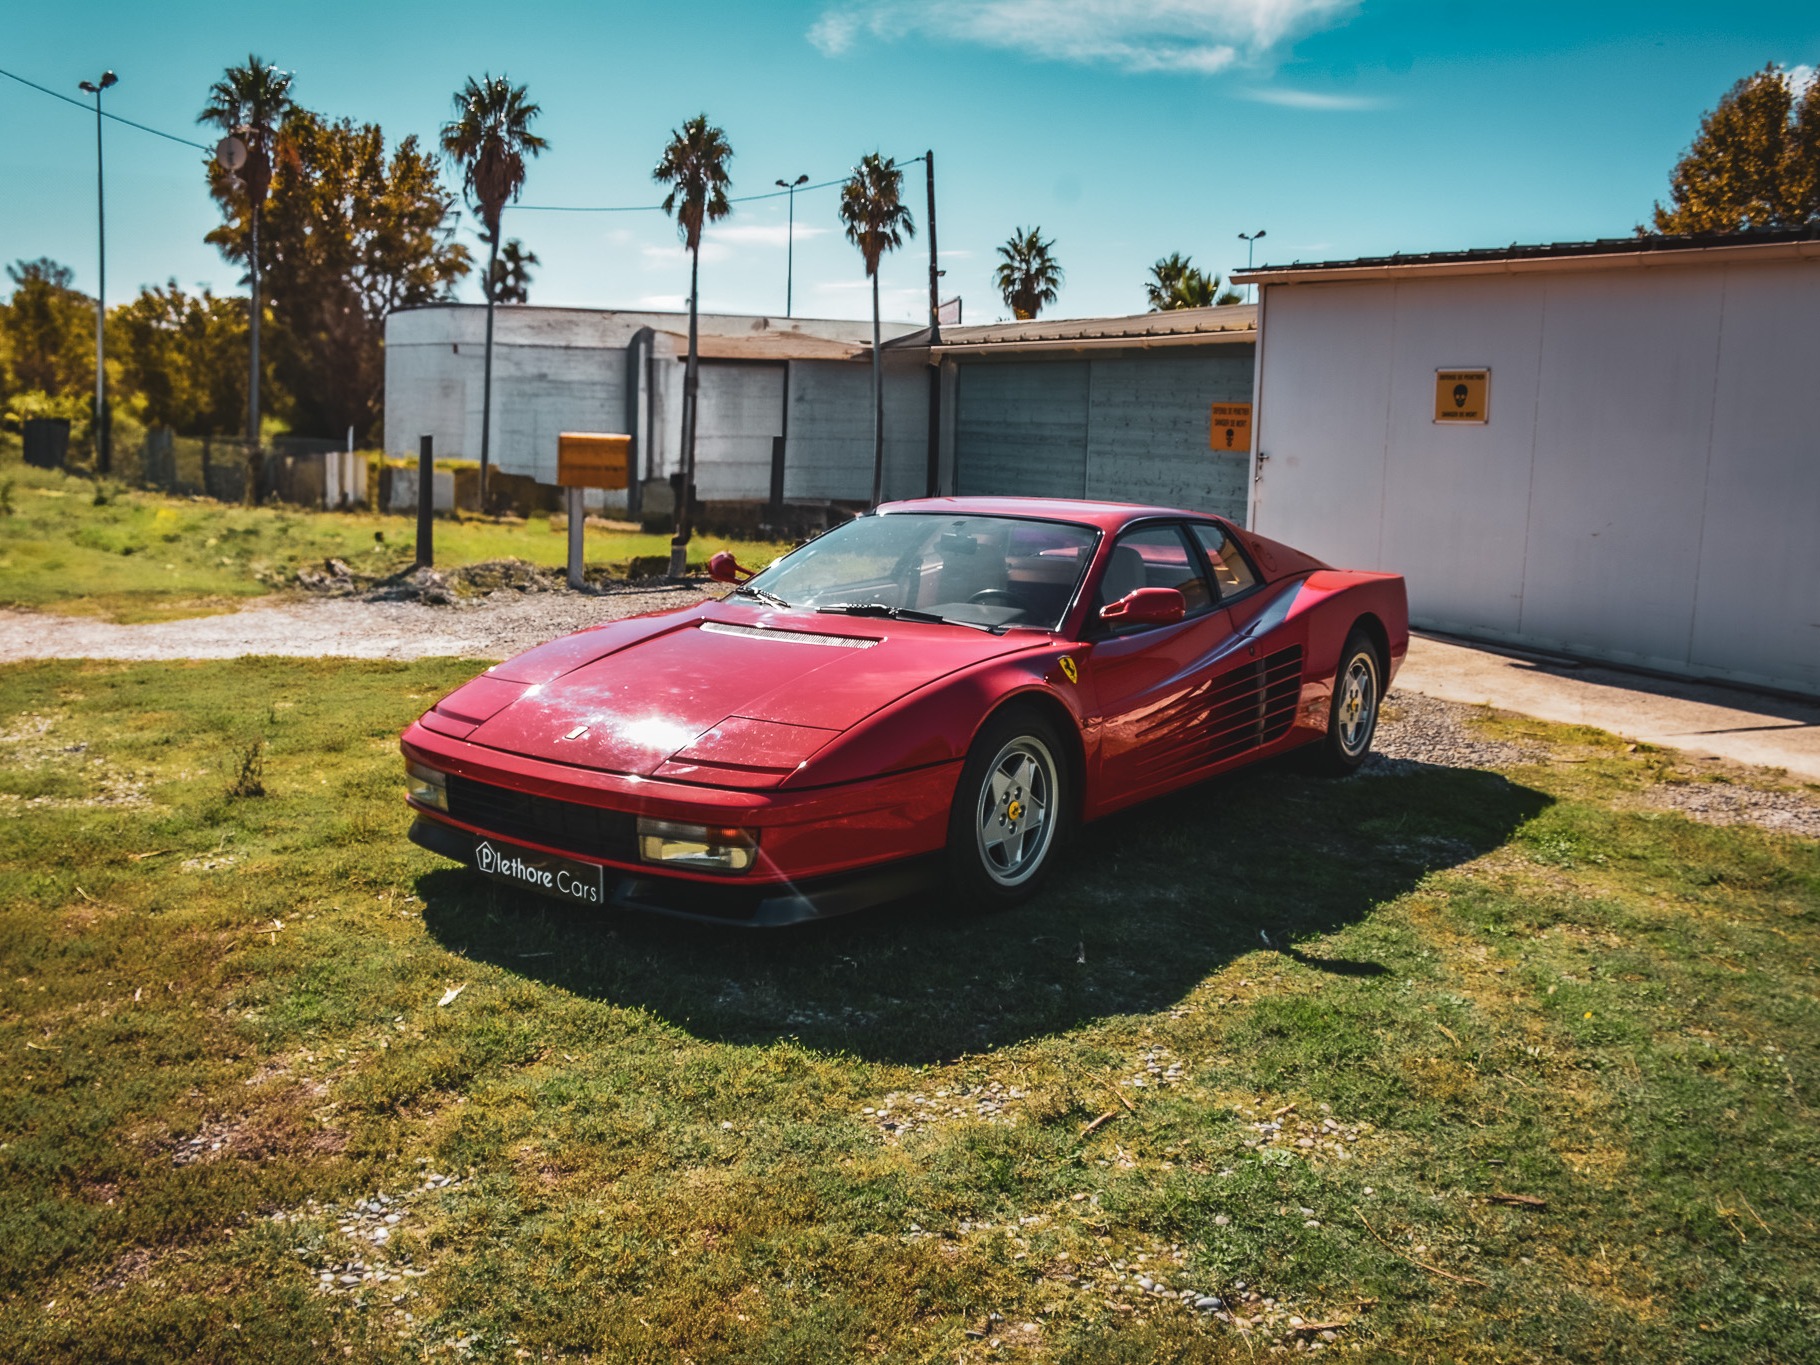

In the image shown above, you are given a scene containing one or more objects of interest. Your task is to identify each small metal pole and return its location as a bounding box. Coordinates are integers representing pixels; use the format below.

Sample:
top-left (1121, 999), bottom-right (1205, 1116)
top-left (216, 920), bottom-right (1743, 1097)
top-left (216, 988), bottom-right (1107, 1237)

top-left (567, 486), bottom-right (585, 589)
top-left (415, 434), bottom-right (434, 568)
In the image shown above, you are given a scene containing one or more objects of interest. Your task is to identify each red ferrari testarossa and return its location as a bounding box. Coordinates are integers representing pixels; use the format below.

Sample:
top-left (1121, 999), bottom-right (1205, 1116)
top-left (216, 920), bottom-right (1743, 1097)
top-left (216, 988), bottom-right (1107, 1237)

top-left (402, 497), bottom-right (1408, 925)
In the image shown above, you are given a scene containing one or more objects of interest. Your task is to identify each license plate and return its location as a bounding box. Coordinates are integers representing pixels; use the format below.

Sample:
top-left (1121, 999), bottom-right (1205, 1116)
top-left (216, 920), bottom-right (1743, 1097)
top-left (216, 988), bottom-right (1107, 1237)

top-left (474, 837), bottom-right (604, 906)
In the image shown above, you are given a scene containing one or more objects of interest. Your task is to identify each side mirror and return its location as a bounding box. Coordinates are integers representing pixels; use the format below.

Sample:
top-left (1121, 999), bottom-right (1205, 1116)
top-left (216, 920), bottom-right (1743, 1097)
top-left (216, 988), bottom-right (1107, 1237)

top-left (708, 551), bottom-right (754, 584)
top-left (1100, 587), bottom-right (1186, 626)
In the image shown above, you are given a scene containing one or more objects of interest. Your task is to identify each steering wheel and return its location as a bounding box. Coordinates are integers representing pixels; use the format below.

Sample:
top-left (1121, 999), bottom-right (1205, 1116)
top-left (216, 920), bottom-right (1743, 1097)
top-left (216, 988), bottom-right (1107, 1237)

top-left (968, 588), bottom-right (1030, 612)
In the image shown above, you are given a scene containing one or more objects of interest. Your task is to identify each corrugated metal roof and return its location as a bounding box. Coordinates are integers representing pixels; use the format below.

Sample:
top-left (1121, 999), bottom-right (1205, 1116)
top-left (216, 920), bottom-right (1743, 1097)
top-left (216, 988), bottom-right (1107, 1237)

top-left (886, 304), bottom-right (1257, 356)
top-left (1235, 226), bottom-right (1820, 284)
top-left (653, 330), bottom-right (868, 362)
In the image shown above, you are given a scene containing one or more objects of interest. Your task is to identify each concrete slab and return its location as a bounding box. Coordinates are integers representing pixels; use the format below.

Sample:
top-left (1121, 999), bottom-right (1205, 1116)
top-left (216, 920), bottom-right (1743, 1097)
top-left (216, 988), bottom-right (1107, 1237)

top-left (1396, 633), bottom-right (1820, 783)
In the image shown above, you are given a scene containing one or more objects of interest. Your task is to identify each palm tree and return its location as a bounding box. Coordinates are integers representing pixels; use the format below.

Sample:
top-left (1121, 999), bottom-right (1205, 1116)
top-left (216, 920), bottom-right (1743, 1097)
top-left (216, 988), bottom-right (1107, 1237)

top-left (994, 226), bottom-right (1062, 320)
top-left (652, 114), bottom-right (733, 574)
top-left (838, 154), bottom-right (915, 506)
top-left (198, 54), bottom-right (293, 466)
top-left (1146, 254), bottom-right (1245, 310)
top-left (490, 239), bottom-right (539, 305)
top-left (440, 75), bottom-right (547, 510)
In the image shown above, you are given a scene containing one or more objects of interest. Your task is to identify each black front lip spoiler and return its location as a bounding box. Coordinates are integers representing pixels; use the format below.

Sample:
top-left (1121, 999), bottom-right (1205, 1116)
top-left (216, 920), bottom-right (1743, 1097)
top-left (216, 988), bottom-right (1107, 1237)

top-left (408, 815), bottom-right (940, 928)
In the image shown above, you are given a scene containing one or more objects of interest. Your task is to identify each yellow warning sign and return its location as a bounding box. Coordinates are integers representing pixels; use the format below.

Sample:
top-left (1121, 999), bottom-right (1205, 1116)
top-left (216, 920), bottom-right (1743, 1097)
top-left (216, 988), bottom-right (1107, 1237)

top-left (1210, 402), bottom-right (1252, 452)
top-left (1434, 370), bottom-right (1489, 424)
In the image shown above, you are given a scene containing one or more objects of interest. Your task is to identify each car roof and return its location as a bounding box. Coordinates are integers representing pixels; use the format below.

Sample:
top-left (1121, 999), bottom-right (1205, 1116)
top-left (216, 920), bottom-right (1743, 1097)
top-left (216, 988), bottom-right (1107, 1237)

top-left (875, 496), bottom-right (1222, 532)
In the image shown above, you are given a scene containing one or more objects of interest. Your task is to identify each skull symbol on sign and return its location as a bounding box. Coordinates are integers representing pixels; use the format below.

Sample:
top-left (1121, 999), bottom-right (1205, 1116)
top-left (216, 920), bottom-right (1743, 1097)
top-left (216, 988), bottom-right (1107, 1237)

top-left (1452, 383), bottom-right (1469, 409)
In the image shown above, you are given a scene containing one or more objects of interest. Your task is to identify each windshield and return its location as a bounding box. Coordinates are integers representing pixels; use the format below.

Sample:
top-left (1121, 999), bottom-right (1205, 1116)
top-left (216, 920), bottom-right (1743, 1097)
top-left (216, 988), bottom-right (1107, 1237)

top-left (741, 513), bottom-right (1099, 632)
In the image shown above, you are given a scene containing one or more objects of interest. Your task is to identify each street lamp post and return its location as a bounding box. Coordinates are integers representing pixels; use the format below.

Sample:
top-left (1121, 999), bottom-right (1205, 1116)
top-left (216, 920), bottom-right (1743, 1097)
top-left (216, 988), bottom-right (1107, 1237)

top-left (774, 174), bottom-right (808, 316)
top-left (1237, 229), bottom-right (1266, 305)
top-left (78, 70), bottom-right (117, 473)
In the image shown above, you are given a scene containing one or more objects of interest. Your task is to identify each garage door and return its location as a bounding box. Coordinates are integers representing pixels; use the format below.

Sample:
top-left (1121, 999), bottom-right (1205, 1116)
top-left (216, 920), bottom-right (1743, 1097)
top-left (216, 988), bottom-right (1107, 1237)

top-left (954, 361), bottom-right (1089, 498)
top-left (695, 362), bottom-right (784, 499)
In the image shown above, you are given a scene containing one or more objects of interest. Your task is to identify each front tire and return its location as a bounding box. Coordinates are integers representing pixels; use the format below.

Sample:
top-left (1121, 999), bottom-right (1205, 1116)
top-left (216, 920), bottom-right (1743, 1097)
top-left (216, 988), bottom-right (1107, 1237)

top-left (1310, 629), bottom-right (1383, 776)
top-left (945, 708), bottom-right (1069, 907)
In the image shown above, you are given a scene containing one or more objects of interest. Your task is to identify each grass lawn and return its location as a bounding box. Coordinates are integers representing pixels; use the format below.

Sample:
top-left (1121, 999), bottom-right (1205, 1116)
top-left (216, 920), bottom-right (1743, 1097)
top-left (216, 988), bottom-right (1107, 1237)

top-left (0, 460), bottom-right (788, 623)
top-left (0, 659), bottom-right (1814, 1362)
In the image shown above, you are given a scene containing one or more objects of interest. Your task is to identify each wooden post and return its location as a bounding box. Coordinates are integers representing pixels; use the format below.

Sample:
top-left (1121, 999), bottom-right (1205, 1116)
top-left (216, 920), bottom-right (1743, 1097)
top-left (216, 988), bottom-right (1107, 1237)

top-left (415, 434), bottom-right (433, 568)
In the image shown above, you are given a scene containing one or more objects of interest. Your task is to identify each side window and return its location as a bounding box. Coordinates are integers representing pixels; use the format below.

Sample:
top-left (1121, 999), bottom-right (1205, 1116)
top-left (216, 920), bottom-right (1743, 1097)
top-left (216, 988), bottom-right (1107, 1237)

top-left (1191, 523), bottom-right (1258, 599)
top-left (1095, 526), bottom-right (1213, 617)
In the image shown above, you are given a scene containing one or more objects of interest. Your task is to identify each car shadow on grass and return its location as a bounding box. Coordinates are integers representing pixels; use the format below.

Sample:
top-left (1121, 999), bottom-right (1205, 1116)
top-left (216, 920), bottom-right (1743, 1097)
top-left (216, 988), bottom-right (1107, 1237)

top-left (417, 760), bottom-right (1550, 1065)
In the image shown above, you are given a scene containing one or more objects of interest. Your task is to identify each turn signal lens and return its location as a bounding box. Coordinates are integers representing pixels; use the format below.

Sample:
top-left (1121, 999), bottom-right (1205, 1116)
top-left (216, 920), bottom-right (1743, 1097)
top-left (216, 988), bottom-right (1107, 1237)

top-left (636, 818), bottom-right (757, 873)
top-left (405, 760), bottom-right (448, 812)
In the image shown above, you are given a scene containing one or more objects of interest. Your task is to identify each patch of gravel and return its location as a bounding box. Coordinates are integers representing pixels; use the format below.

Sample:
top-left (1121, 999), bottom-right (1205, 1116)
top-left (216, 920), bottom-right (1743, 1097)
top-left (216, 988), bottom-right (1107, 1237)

top-left (1641, 777), bottom-right (1820, 838)
top-left (1365, 691), bottom-right (1546, 775)
top-left (0, 582), bottom-right (718, 663)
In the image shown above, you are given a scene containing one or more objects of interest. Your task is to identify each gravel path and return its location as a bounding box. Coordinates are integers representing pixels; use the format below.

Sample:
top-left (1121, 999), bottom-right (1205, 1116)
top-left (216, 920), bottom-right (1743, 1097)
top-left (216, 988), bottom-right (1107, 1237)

top-left (2, 591), bottom-right (1814, 838)
top-left (0, 586), bottom-right (717, 662)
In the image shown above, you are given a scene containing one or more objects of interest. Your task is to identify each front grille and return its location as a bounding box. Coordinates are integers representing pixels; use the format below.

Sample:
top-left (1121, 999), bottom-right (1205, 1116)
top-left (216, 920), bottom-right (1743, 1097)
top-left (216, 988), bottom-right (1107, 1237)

top-left (445, 775), bottom-right (638, 863)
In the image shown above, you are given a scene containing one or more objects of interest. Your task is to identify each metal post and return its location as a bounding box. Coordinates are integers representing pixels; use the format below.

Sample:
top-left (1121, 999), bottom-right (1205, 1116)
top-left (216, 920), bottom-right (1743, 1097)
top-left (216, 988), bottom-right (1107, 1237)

top-left (775, 174), bottom-right (807, 317)
top-left (567, 486), bottom-right (585, 589)
top-left (923, 149), bottom-right (941, 496)
top-left (79, 72), bottom-right (116, 473)
top-left (415, 434), bottom-right (434, 568)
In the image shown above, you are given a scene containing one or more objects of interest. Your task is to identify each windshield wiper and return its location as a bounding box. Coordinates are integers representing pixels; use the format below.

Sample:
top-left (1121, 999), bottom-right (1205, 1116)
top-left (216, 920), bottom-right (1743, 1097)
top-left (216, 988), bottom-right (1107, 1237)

top-left (817, 602), bottom-right (1002, 633)
top-left (731, 583), bottom-right (791, 610)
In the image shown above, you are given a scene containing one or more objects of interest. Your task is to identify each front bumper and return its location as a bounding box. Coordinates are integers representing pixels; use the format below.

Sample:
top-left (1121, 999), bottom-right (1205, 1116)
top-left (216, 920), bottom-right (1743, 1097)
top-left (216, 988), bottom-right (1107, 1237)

top-left (408, 814), bottom-right (940, 927)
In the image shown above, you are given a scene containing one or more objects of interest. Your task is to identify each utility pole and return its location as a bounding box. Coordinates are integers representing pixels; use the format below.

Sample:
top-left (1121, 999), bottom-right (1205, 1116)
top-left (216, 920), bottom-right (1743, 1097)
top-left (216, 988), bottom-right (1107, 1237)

top-left (923, 149), bottom-right (942, 496)
top-left (775, 174), bottom-right (808, 316)
top-left (78, 71), bottom-right (117, 473)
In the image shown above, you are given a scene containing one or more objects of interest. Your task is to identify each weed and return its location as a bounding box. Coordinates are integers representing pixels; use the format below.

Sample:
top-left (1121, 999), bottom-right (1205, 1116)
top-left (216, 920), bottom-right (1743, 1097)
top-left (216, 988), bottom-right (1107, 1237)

top-left (0, 479), bottom-right (13, 516)
top-left (225, 735), bottom-right (266, 798)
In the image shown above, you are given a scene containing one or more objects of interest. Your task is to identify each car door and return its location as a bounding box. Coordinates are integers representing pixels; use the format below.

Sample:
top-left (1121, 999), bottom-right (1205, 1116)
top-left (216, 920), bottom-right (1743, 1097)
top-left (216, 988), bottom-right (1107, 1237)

top-left (1079, 523), bottom-right (1238, 811)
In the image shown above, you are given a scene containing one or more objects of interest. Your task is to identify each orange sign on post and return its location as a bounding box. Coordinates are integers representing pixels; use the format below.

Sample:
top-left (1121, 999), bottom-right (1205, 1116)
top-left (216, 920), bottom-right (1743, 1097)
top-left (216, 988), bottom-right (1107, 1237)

top-left (1209, 403), bottom-right (1252, 453)
top-left (557, 432), bottom-right (631, 489)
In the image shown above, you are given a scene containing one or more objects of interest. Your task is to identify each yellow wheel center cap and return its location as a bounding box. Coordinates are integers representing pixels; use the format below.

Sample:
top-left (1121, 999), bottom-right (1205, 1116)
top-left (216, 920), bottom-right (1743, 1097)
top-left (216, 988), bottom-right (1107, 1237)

top-left (1007, 799), bottom-right (1024, 823)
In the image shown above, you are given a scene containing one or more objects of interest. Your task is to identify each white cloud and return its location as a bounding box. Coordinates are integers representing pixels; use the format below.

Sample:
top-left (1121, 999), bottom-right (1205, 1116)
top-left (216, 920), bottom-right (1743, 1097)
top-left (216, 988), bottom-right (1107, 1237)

top-left (641, 241), bottom-right (733, 266)
top-left (704, 223), bottom-right (833, 248)
top-left (635, 294), bottom-right (687, 310)
top-left (1783, 63), bottom-right (1817, 98)
top-left (807, 0), bottom-right (1360, 74)
top-left (1238, 85), bottom-right (1386, 110)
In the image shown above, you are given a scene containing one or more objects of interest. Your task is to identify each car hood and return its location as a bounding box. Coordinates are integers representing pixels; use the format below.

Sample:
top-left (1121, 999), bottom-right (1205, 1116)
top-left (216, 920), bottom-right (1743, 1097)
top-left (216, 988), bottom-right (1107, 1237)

top-left (445, 602), bottom-right (1045, 782)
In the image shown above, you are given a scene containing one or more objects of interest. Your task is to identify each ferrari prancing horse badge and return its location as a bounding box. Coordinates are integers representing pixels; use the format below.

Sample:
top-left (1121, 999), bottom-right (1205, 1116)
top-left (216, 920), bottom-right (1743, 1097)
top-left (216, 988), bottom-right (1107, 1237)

top-left (1058, 656), bottom-right (1078, 684)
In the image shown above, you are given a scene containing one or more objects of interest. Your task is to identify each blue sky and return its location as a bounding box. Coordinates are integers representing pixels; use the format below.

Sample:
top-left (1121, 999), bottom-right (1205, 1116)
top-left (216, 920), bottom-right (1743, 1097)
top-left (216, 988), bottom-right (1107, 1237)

top-left (3, 2), bottom-right (1815, 325)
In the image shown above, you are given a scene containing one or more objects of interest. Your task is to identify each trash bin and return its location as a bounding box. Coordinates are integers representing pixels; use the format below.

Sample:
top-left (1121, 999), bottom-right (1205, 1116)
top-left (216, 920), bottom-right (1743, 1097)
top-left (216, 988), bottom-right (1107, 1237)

top-left (22, 418), bottom-right (71, 469)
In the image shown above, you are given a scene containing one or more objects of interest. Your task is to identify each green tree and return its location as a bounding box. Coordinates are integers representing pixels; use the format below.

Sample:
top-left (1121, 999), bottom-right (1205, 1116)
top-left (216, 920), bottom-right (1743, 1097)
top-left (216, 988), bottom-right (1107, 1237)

top-left (489, 239), bottom-right (539, 305)
top-left (114, 282), bottom-right (250, 437)
top-left (653, 113), bottom-right (733, 572)
top-left (995, 226), bottom-right (1063, 320)
top-left (198, 54), bottom-right (295, 451)
top-left (838, 153), bottom-right (915, 506)
top-left (208, 109), bottom-right (470, 442)
top-left (1651, 64), bottom-right (1820, 233)
top-left (0, 259), bottom-right (93, 399)
top-left (1146, 253), bottom-right (1243, 310)
top-left (440, 75), bottom-right (547, 505)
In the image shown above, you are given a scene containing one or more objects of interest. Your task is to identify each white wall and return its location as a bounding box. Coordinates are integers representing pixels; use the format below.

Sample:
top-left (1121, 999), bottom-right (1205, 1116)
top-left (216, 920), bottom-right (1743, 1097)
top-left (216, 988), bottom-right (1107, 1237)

top-left (1253, 259), bottom-right (1820, 696)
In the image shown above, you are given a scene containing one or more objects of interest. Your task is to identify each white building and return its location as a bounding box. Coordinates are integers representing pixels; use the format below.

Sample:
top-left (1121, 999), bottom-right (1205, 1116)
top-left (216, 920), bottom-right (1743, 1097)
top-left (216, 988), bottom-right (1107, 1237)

top-left (1237, 229), bottom-right (1820, 697)
top-left (383, 304), bottom-right (929, 515)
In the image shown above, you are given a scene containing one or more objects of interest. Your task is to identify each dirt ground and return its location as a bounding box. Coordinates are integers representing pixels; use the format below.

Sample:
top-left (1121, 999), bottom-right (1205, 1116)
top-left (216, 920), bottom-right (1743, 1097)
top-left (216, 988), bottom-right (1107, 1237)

top-left (0, 585), bottom-right (718, 662)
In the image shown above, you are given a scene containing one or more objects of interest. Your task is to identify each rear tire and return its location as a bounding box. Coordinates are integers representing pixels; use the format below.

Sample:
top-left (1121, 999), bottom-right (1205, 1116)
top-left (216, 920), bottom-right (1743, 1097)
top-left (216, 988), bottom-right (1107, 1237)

top-left (1309, 629), bottom-right (1383, 776)
top-left (945, 708), bottom-right (1070, 908)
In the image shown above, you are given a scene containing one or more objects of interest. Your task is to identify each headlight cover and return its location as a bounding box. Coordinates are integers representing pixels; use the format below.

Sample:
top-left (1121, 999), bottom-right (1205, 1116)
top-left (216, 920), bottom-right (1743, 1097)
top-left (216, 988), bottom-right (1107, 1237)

top-left (637, 818), bottom-right (757, 874)
top-left (406, 760), bottom-right (448, 812)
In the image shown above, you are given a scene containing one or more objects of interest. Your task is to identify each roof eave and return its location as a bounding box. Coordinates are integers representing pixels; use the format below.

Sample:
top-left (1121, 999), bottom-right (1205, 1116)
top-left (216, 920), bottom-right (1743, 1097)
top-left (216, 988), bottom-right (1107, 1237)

top-left (1235, 236), bottom-right (1820, 287)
